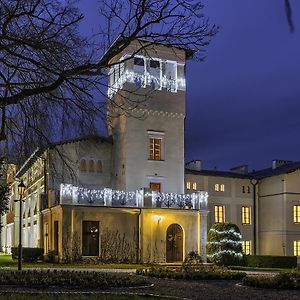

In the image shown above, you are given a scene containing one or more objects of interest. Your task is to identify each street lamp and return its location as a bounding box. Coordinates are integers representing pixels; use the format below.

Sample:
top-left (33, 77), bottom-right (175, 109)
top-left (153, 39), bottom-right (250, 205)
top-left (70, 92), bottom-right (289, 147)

top-left (15, 180), bottom-right (26, 271)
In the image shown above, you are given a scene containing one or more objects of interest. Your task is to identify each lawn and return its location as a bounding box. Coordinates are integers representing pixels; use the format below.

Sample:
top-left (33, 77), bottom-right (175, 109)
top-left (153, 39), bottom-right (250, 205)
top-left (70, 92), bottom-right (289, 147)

top-left (0, 252), bottom-right (144, 269)
top-left (0, 294), bottom-right (170, 300)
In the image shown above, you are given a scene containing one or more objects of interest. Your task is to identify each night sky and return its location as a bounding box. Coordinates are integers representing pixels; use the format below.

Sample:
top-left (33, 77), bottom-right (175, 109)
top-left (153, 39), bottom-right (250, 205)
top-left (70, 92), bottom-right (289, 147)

top-left (78, 0), bottom-right (300, 171)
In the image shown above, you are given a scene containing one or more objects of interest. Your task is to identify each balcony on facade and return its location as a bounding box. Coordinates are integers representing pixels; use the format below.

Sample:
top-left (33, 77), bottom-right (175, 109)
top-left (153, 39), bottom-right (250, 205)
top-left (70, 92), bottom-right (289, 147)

top-left (60, 184), bottom-right (208, 211)
top-left (107, 54), bottom-right (186, 98)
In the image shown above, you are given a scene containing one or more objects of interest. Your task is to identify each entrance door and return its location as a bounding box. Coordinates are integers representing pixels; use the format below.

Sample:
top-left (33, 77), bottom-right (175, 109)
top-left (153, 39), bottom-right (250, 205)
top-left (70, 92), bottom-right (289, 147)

top-left (166, 224), bottom-right (183, 262)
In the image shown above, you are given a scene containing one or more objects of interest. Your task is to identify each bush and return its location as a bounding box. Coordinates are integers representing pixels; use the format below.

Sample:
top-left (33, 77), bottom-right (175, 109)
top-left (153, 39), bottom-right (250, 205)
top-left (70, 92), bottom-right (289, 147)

top-left (182, 251), bottom-right (203, 271)
top-left (243, 269), bottom-right (300, 289)
top-left (206, 223), bottom-right (243, 266)
top-left (0, 270), bottom-right (147, 288)
top-left (137, 265), bottom-right (246, 280)
top-left (244, 255), bottom-right (297, 268)
top-left (11, 247), bottom-right (44, 262)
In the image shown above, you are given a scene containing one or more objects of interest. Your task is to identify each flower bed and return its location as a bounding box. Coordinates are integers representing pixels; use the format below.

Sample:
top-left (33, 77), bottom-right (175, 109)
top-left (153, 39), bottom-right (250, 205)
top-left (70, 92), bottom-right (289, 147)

top-left (0, 270), bottom-right (147, 288)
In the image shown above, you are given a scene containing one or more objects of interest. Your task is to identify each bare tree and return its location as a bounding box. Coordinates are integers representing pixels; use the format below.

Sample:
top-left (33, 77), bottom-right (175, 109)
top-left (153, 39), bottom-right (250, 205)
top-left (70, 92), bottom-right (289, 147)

top-left (0, 0), bottom-right (217, 163)
top-left (285, 0), bottom-right (295, 33)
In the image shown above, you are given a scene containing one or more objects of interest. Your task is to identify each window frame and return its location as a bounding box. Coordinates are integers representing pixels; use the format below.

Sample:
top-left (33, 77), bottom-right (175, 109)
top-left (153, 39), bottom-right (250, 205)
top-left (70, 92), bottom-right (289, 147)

top-left (214, 205), bottom-right (225, 223)
top-left (293, 205), bottom-right (300, 224)
top-left (242, 206), bottom-right (251, 225)
top-left (242, 240), bottom-right (252, 255)
top-left (148, 131), bottom-right (165, 161)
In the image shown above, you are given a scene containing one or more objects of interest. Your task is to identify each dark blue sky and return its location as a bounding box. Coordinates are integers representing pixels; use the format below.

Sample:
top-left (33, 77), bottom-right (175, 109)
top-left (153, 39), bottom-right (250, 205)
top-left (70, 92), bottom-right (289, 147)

top-left (78, 0), bottom-right (300, 171)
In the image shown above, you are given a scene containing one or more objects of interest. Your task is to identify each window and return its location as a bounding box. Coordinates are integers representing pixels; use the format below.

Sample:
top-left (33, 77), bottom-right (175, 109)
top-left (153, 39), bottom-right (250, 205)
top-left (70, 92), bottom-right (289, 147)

top-left (186, 182), bottom-right (191, 190)
top-left (54, 221), bottom-right (59, 256)
top-left (214, 205), bottom-right (225, 223)
top-left (82, 221), bottom-right (99, 256)
top-left (89, 160), bottom-right (95, 173)
top-left (96, 160), bottom-right (102, 173)
top-left (293, 205), bottom-right (300, 223)
top-left (294, 241), bottom-right (300, 256)
top-left (150, 60), bottom-right (160, 68)
top-left (242, 206), bottom-right (251, 224)
top-left (149, 138), bottom-right (161, 160)
top-left (134, 57), bottom-right (144, 66)
top-left (242, 240), bottom-right (252, 255)
top-left (215, 184), bottom-right (225, 192)
top-left (192, 182), bottom-right (197, 190)
top-left (243, 186), bottom-right (251, 193)
top-left (150, 182), bottom-right (161, 192)
top-left (80, 159), bottom-right (87, 172)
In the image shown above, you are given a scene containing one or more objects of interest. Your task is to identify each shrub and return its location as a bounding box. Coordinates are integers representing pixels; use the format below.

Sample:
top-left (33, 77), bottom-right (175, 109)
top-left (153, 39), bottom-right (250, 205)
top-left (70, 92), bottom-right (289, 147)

top-left (137, 265), bottom-right (246, 280)
top-left (11, 247), bottom-right (44, 262)
top-left (243, 269), bottom-right (300, 289)
top-left (206, 223), bottom-right (243, 266)
top-left (182, 251), bottom-right (203, 271)
top-left (245, 255), bottom-right (297, 268)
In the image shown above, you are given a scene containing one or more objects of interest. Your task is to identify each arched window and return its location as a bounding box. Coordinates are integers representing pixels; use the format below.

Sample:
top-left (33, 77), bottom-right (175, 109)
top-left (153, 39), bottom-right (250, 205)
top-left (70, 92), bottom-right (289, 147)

top-left (96, 160), bottom-right (102, 173)
top-left (89, 160), bottom-right (95, 173)
top-left (80, 159), bottom-right (87, 172)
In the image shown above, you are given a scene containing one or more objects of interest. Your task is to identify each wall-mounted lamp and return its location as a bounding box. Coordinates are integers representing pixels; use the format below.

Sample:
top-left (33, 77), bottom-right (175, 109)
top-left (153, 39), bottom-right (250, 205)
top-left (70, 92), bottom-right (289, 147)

top-left (153, 215), bottom-right (163, 224)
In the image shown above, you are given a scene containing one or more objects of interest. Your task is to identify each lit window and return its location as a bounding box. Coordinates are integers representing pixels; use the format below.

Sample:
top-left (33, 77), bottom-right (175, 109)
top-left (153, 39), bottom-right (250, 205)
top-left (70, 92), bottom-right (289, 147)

top-left (96, 160), bottom-right (102, 173)
top-left (242, 206), bottom-right (251, 225)
top-left (89, 160), bottom-right (95, 173)
top-left (214, 184), bottom-right (219, 192)
top-left (192, 182), bottom-right (197, 190)
top-left (186, 182), bottom-right (191, 190)
top-left (80, 159), bottom-right (87, 172)
top-left (214, 205), bottom-right (225, 223)
top-left (150, 182), bottom-right (161, 192)
top-left (149, 138), bottom-right (161, 160)
top-left (293, 206), bottom-right (300, 223)
top-left (242, 240), bottom-right (252, 255)
top-left (294, 241), bottom-right (300, 256)
top-left (220, 184), bottom-right (225, 192)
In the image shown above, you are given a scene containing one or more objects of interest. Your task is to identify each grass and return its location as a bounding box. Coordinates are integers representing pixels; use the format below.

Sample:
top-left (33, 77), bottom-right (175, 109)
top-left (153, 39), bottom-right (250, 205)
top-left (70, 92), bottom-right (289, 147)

top-left (0, 294), bottom-right (171, 300)
top-left (0, 253), bottom-right (144, 269)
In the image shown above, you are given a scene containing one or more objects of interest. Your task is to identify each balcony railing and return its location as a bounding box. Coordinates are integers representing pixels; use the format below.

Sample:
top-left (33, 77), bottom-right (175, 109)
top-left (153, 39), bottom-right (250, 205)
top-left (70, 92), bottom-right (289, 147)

top-left (60, 184), bottom-right (208, 210)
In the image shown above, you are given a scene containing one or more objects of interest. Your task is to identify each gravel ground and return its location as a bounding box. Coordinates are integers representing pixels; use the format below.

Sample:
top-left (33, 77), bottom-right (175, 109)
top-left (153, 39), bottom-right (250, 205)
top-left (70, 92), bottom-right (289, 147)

top-left (0, 277), bottom-right (300, 300)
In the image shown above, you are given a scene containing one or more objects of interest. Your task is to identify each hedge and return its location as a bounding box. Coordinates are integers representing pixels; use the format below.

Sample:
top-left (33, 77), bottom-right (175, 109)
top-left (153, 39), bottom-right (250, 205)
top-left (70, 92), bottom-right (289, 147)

top-left (243, 270), bottom-right (300, 289)
top-left (11, 247), bottom-right (44, 262)
top-left (244, 255), bottom-right (297, 268)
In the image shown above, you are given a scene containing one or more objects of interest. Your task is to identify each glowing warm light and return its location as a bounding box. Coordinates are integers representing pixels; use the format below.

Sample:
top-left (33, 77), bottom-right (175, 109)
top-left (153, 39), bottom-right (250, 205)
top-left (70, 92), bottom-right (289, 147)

top-left (153, 215), bottom-right (163, 223)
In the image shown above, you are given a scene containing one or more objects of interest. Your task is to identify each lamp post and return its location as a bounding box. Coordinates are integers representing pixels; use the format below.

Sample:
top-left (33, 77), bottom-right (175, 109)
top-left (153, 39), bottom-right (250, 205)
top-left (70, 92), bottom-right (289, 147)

top-left (15, 180), bottom-right (26, 271)
top-left (250, 178), bottom-right (258, 255)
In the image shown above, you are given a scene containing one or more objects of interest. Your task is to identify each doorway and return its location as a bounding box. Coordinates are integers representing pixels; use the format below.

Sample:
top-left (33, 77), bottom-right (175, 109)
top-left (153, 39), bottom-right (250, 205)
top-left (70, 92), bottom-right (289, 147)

top-left (166, 224), bottom-right (183, 262)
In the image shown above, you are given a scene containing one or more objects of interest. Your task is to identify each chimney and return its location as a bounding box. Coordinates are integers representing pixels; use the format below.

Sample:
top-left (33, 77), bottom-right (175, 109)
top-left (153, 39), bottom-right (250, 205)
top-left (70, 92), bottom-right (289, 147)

top-left (230, 165), bottom-right (248, 175)
top-left (186, 160), bottom-right (202, 171)
top-left (272, 160), bottom-right (292, 170)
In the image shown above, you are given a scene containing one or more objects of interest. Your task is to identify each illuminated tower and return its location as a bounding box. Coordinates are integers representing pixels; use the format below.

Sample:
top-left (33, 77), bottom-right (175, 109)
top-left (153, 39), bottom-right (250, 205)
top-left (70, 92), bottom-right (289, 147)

top-left (107, 39), bottom-right (191, 194)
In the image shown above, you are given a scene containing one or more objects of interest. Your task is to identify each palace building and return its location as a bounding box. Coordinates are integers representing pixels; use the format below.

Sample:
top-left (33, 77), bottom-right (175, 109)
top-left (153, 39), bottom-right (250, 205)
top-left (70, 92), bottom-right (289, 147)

top-left (1, 40), bottom-right (300, 262)
top-left (0, 40), bottom-right (209, 263)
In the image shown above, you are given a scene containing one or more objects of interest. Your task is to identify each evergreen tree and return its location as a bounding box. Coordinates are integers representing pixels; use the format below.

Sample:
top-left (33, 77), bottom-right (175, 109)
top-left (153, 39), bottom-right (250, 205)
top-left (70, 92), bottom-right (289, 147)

top-left (207, 222), bottom-right (243, 266)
